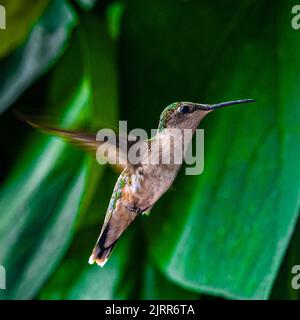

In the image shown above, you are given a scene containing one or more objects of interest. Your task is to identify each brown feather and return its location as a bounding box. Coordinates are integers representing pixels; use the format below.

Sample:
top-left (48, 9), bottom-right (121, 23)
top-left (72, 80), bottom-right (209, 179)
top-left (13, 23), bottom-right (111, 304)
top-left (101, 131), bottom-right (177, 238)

top-left (19, 115), bottom-right (140, 171)
top-left (89, 198), bottom-right (137, 267)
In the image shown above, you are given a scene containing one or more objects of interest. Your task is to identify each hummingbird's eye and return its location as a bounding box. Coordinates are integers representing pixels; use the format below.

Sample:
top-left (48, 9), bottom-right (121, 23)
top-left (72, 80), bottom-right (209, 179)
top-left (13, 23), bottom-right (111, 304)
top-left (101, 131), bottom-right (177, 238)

top-left (179, 105), bottom-right (189, 114)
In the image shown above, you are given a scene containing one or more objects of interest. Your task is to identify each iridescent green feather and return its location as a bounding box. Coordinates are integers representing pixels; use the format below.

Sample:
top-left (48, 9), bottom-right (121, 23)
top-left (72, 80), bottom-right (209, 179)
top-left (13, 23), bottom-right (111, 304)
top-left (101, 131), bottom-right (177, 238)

top-left (157, 102), bottom-right (179, 131)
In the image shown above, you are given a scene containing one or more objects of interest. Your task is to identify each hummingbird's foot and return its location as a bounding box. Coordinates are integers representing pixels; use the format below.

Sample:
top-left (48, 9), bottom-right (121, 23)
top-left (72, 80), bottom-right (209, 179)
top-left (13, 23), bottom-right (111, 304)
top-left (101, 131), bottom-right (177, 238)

top-left (125, 204), bottom-right (144, 215)
top-left (125, 204), bottom-right (152, 215)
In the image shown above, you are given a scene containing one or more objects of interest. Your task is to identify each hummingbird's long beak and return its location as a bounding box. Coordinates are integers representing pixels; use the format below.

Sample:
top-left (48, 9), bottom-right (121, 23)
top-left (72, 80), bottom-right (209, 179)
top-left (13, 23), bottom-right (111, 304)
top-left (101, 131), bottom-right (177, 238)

top-left (196, 99), bottom-right (256, 110)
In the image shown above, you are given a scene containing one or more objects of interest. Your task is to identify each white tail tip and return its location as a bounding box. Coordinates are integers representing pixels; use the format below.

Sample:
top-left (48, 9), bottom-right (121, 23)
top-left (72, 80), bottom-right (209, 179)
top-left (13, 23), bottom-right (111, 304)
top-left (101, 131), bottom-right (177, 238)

top-left (88, 254), bottom-right (95, 265)
top-left (95, 258), bottom-right (108, 268)
top-left (88, 254), bottom-right (108, 267)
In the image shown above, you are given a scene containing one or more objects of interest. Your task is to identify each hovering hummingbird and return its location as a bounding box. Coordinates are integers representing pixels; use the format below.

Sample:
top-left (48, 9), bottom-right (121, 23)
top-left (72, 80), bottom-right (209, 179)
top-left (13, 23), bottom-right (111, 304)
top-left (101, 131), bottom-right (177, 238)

top-left (23, 99), bottom-right (255, 267)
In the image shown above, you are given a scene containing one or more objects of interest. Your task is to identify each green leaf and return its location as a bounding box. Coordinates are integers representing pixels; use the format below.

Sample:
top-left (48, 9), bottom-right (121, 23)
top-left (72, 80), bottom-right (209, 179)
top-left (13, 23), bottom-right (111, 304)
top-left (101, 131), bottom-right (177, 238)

top-left (6, 164), bottom-right (87, 299)
top-left (38, 13), bottom-right (121, 299)
top-left (0, 0), bottom-right (77, 114)
top-left (0, 0), bottom-right (49, 58)
top-left (106, 1), bottom-right (125, 40)
top-left (77, 12), bottom-right (119, 129)
top-left (0, 10), bottom-right (119, 300)
top-left (120, 0), bottom-right (300, 299)
top-left (141, 263), bottom-right (199, 300)
top-left (40, 227), bottom-right (137, 299)
top-left (0, 26), bottom-right (91, 300)
top-left (39, 169), bottom-right (136, 300)
top-left (0, 9), bottom-right (119, 298)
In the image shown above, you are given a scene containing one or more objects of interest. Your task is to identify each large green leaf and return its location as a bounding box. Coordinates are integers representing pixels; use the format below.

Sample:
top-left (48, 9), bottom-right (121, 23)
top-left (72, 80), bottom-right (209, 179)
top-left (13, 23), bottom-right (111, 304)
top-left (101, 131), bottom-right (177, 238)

top-left (40, 229), bottom-right (140, 299)
top-left (0, 8), bottom-right (119, 298)
top-left (38, 12), bottom-right (121, 299)
top-left (77, 12), bottom-right (119, 130)
top-left (39, 169), bottom-right (137, 300)
top-left (141, 263), bottom-right (199, 300)
top-left (120, 0), bottom-right (300, 299)
top-left (0, 0), bottom-right (49, 58)
top-left (0, 26), bottom-right (93, 299)
top-left (0, 0), bottom-right (77, 113)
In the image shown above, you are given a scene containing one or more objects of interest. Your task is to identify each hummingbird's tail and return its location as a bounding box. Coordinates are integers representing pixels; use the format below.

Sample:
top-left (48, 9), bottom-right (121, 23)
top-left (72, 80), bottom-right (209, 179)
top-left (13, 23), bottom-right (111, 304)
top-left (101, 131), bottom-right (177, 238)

top-left (88, 227), bottom-right (117, 267)
top-left (88, 201), bottom-right (138, 267)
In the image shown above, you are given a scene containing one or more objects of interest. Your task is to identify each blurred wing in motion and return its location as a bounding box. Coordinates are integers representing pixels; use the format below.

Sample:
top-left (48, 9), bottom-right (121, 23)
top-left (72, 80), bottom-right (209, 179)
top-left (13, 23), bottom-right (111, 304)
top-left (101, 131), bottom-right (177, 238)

top-left (19, 114), bottom-right (140, 171)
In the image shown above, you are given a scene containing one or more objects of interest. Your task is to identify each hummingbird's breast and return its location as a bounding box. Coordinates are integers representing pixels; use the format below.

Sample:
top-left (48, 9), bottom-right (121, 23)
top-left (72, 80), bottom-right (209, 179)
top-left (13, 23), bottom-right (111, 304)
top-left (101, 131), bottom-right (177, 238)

top-left (121, 162), bottom-right (180, 214)
top-left (120, 130), bottom-right (188, 213)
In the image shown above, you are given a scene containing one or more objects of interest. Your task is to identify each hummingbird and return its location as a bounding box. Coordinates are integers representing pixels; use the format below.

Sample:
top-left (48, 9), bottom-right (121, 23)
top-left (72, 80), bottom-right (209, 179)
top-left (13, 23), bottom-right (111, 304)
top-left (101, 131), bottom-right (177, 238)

top-left (23, 99), bottom-right (255, 267)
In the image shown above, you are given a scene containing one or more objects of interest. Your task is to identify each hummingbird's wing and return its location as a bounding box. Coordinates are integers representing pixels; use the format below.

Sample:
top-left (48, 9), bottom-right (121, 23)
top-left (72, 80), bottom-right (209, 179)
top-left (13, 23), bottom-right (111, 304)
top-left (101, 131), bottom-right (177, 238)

top-left (88, 171), bottom-right (138, 267)
top-left (23, 118), bottom-right (139, 171)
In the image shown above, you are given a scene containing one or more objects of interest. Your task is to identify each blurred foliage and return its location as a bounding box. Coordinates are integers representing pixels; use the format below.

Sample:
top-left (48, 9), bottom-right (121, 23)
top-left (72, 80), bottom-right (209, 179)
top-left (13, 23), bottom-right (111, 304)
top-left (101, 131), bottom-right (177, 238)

top-left (0, 0), bottom-right (49, 58)
top-left (0, 0), bottom-right (299, 300)
top-left (0, 0), bottom-right (77, 112)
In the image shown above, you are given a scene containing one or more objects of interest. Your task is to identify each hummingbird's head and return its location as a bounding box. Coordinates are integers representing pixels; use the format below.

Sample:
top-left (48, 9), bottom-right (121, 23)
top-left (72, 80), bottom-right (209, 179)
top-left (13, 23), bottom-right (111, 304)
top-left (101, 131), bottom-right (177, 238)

top-left (158, 99), bottom-right (255, 131)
